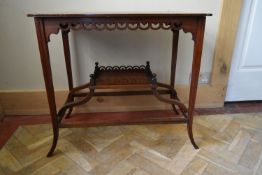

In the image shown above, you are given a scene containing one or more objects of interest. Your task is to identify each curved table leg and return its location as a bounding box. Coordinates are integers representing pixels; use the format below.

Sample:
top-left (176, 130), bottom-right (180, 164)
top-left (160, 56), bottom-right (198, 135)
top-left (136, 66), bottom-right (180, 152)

top-left (47, 128), bottom-right (59, 157)
top-left (34, 18), bottom-right (60, 157)
top-left (187, 120), bottom-right (199, 149)
top-left (186, 18), bottom-right (206, 150)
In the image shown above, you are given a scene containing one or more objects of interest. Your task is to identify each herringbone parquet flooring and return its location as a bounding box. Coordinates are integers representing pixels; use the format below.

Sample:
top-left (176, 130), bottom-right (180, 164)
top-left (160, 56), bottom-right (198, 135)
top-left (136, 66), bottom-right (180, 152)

top-left (1, 113), bottom-right (262, 175)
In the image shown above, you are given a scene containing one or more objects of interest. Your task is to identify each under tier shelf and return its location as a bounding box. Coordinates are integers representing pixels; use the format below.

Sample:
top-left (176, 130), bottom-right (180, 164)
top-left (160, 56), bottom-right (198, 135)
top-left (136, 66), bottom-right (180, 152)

top-left (93, 62), bottom-right (153, 89)
top-left (57, 62), bottom-right (188, 126)
top-left (59, 110), bottom-right (187, 128)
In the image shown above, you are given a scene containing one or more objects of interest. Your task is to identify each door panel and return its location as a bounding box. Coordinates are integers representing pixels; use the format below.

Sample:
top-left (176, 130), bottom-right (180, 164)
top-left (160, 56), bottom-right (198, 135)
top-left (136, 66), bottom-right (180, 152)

top-left (226, 0), bottom-right (262, 101)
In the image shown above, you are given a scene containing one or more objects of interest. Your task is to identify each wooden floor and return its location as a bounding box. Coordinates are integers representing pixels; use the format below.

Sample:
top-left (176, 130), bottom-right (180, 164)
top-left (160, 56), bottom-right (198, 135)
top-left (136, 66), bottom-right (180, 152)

top-left (1, 112), bottom-right (262, 175)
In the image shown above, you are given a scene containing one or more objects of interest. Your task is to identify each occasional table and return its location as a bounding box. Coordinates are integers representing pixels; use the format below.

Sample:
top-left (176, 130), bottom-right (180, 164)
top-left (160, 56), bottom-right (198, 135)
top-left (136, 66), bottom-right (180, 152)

top-left (28, 13), bottom-right (212, 157)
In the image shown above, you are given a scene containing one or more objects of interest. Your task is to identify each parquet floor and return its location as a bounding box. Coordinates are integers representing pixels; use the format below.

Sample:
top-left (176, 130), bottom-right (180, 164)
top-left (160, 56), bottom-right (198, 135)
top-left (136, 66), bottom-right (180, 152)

top-left (1, 113), bottom-right (262, 175)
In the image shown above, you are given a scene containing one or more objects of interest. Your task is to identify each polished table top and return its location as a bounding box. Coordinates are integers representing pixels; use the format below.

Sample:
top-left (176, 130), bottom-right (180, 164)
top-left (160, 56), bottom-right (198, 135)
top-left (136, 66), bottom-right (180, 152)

top-left (27, 13), bottom-right (212, 18)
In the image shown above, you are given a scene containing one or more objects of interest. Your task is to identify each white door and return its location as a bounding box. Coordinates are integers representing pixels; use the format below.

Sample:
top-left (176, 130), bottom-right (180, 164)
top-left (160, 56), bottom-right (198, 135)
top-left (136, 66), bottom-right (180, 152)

top-left (226, 0), bottom-right (262, 101)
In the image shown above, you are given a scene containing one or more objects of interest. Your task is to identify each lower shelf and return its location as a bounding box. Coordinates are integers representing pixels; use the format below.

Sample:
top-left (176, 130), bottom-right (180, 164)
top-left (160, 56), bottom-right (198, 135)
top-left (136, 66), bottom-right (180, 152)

top-left (57, 62), bottom-right (188, 124)
top-left (59, 110), bottom-right (187, 128)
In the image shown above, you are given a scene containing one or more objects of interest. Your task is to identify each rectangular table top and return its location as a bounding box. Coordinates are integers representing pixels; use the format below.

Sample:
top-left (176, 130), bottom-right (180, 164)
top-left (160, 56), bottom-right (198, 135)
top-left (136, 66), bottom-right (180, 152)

top-left (27, 13), bottom-right (212, 18)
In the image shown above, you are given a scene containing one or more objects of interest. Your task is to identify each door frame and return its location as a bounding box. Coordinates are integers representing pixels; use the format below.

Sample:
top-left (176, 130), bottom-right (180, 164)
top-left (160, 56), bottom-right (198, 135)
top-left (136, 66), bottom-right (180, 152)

top-left (207, 0), bottom-right (243, 105)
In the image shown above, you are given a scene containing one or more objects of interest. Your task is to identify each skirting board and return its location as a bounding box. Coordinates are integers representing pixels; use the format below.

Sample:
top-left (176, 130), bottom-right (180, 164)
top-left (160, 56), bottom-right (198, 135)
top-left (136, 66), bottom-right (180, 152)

top-left (0, 104), bottom-right (4, 121)
top-left (0, 85), bottom-right (224, 115)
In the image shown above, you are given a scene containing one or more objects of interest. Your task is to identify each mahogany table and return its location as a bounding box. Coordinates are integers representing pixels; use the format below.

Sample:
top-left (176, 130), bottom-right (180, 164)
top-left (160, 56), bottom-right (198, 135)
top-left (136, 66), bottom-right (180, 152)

top-left (28, 13), bottom-right (212, 157)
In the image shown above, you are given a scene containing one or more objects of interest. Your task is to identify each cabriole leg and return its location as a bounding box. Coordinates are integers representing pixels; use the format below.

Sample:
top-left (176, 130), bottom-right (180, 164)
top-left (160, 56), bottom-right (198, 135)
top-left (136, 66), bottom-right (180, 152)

top-left (35, 18), bottom-right (59, 157)
top-left (187, 18), bottom-right (206, 149)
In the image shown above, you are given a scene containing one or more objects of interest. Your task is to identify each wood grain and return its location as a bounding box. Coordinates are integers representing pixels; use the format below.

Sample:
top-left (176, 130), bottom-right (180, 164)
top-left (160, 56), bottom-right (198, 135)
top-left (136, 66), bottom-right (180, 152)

top-left (210, 0), bottom-right (243, 94)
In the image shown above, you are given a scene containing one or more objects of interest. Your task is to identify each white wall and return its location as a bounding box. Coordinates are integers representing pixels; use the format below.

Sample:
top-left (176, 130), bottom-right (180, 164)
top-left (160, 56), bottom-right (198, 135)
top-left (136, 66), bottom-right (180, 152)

top-left (0, 0), bottom-right (222, 90)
